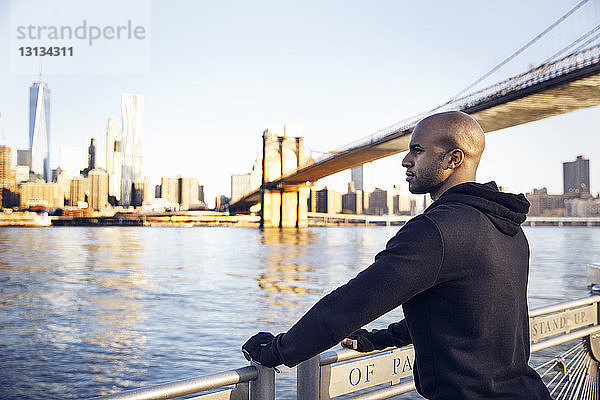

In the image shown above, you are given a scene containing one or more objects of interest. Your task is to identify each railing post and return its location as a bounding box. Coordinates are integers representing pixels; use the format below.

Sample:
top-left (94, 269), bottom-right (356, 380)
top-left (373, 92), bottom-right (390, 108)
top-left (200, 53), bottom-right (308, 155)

top-left (250, 362), bottom-right (275, 400)
top-left (297, 355), bottom-right (320, 400)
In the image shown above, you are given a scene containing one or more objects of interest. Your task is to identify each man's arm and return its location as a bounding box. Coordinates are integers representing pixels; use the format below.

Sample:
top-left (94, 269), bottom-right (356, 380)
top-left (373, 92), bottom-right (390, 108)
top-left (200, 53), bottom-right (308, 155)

top-left (243, 215), bottom-right (443, 368)
top-left (342, 319), bottom-right (413, 352)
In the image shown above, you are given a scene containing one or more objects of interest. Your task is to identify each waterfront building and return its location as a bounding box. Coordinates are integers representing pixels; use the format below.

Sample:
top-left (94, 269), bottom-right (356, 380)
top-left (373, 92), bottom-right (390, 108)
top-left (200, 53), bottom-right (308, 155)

top-left (69, 175), bottom-right (87, 207)
top-left (20, 181), bottom-right (63, 209)
top-left (393, 191), bottom-right (417, 215)
top-left (351, 163), bottom-right (374, 193)
top-left (120, 93), bottom-right (144, 206)
top-left (160, 175), bottom-right (199, 210)
top-left (215, 195), bottom-right (230, 212)
top-left (231, 173), bottom-right (251, 202)
top-left (525, 187), bottom-right (569, 217)
top-left (313, 187), bottom-right (341, 214)
top-left (143, 177), bottom-right (152, 203)
top-left (51, 167), bottom-right (62, 182)
top-left (198, 184), bottom-right (205, 203)
top-left (342, 189), bottom-right (363, 214)
top-left (367, 187), bottom-right (394, 215)
top-left (0, 146), bottom-right (17, 207)
top-left (105, 118), bottom-right (121, 203)
top-left (179, 177), bottom-right (199, 210)
top-left (80, 138), bottom-right (97, 177)
top-left (29, 81), bottom-right (51, 182)
top-left (563, 155), bottom-right (590, 195)
top-left (565, 197), bottom-right (600, 217)
top-left (161, 176), bottom-right (179, 204)
top-left (15, 165), bottom-right (30, 183)
top-left (55, 170), bottom-right (71, 201)
top-left (17, 149), bottom-right (31, 168)
top-left (88, 169), bottom-right (109, 211)
top-left (132, 180), bottom-right (145, 207)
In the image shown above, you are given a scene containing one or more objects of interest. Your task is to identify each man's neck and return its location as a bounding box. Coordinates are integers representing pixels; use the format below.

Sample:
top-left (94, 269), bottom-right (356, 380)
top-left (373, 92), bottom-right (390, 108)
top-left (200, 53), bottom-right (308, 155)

top-left (430, 177), bottom-right (475, 200)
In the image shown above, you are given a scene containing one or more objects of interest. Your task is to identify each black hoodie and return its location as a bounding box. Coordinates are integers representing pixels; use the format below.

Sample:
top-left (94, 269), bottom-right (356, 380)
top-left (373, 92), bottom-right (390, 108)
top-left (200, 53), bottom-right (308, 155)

top-left (272, 182), bottom-right (551, 399)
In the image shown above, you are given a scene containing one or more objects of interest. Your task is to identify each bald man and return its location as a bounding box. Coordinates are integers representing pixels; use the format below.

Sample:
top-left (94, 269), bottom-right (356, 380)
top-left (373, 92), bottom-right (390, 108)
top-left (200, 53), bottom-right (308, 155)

top-left (243, 111), bottom-right (551, 399)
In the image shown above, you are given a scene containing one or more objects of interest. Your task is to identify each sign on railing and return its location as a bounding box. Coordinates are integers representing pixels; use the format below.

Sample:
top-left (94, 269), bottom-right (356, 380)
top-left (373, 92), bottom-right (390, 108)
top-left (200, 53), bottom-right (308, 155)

top-left (530, 302), bottom-right (597, 342)
top-left (320, 347), bottom-right (414, 399)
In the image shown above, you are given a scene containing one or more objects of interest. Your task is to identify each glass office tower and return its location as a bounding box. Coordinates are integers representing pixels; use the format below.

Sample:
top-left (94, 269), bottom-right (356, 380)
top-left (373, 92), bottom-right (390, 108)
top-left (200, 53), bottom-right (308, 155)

top-left (120, 93), bottom-right (144, 206)
top-left (29, 82), bottom-right (51, 182)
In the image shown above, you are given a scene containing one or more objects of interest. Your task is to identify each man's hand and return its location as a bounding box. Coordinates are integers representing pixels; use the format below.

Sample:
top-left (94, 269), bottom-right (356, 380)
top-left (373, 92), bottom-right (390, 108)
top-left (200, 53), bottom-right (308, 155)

top-left (340, 329), bottom-right (376, 352)
top-left (242, 332), bottom-right (284, 368)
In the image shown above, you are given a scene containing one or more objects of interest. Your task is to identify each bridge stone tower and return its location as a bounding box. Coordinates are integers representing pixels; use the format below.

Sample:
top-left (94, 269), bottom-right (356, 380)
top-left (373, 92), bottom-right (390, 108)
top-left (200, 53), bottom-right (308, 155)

top-left (261, 127), bottom-right (310, 228)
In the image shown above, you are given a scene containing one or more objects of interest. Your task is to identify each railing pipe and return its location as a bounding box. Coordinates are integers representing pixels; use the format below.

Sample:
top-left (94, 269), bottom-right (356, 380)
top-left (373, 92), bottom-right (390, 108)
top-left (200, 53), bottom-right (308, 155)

top-left (529, 295), bottom-right (600, 317)
top-left (91, 366), bottom-right (258, 400)
top-left (531, 326), bottom-right (600, 353)
top-left (297, 355), bottom-right (320, 400)
top-left (250, 362), bottom-right (275, 400)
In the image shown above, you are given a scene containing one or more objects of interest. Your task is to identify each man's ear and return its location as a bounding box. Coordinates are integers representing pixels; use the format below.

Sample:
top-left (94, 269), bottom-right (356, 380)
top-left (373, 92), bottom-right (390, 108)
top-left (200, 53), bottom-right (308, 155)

top-left (447, 149), bottom-right (464, 170)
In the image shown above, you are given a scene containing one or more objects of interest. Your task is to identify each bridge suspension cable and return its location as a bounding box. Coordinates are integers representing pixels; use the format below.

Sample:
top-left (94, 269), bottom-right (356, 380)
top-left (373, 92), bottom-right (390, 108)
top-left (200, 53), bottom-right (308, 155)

top-left (445, 0), bottom-right (590, 103)
top-left (542, 23), bottom-right (600, 64)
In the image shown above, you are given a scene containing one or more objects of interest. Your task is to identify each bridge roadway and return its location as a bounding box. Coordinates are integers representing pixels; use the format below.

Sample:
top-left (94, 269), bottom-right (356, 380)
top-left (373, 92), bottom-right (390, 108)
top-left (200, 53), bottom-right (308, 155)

top-left (232, 45), bottom-right (600, 208)
top-left (307, 212), bottom-right (600, 227)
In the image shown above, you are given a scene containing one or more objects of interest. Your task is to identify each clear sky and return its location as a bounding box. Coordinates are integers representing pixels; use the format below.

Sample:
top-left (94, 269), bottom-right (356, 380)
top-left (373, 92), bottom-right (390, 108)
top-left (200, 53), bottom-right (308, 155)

top-left (1, 0), bottom-right (599, 205)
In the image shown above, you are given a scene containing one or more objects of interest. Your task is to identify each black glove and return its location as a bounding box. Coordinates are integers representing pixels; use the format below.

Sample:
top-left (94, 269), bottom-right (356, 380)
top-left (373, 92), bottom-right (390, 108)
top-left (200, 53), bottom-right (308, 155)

top-left (242, 332), bottom-right (284, 368)
top-left (344, 329), bottom-right (376, 352)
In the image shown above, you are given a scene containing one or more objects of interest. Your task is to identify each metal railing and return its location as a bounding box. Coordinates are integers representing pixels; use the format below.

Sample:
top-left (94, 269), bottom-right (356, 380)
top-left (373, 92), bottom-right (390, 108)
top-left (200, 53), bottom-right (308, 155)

top-left (94, 296), bottom-right (600, 400)
top-left (91, 362), bottom-right (273, 400)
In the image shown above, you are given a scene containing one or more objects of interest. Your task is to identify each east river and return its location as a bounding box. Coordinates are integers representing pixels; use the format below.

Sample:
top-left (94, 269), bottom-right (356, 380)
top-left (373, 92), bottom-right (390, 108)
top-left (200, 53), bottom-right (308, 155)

top-left (1, 226), bottom-right (599, 399)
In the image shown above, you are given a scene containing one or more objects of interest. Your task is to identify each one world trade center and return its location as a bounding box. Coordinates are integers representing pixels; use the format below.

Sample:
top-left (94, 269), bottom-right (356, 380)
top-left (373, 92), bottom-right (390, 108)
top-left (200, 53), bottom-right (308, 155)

top-left (29, 81), bottom-right (51, 182)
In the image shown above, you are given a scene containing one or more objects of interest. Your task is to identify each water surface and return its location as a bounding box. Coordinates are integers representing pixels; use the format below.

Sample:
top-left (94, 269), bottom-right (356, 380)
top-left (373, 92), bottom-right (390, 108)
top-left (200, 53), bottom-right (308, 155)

top-left (0, 226), bottom-right (599, 399)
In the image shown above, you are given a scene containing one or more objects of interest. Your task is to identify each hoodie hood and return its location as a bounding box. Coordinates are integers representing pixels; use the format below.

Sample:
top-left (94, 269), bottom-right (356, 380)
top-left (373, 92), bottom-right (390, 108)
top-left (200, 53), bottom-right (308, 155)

top-left (429, 181), bottom-right (530, 236)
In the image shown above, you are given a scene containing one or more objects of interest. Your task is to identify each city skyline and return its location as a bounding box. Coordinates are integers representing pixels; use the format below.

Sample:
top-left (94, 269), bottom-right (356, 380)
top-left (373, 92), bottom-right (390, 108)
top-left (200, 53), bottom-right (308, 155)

top-left (1, 1), bottom-right (600, 204)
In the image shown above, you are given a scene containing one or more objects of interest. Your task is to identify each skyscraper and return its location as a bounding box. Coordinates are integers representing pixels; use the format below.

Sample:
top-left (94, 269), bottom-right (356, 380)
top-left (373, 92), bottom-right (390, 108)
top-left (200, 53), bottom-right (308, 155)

top-left (351, 162), bottom-right (374, 193)
top-left (80, 138), bottom-right (97, 177)
top-left (120, 93), bottom-right (144, 206)
top-left (88, 169), bottom-right (109, 211)
top-left (563, 155), bottom-right (590, 195)
top-left (0, 146), bottom-right (17, 207)
top-left (179, 177), bottom-right (199, 210)
top-left (231, 173), bottom-right (251, 202)
top-left (29, 81), bottom-right (51, 181)
top-left (105, 118), bottom-right (122, 203)
top-left (69, 176), bottom-right (87, 207)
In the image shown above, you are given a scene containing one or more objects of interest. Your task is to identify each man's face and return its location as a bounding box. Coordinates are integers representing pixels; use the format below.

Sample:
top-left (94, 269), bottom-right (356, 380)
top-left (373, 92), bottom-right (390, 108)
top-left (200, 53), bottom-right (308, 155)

top-left (401, 124), bottom-right (450, 194)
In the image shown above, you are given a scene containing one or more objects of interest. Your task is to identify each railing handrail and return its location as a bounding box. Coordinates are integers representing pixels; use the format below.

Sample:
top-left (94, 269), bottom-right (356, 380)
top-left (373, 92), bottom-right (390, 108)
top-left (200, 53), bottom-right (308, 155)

top-left (529, 295), bottom-right (600, 318)
top-left (92, 365), bottom-right (258, 400)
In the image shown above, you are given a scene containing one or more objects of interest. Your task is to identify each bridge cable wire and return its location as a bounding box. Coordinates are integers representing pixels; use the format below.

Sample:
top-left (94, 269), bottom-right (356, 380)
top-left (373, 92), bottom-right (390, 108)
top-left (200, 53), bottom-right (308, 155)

top-left (533, 339), bottom-right (600, 400)
top-left (444, 0), bottom-right (590, 104)
top-left (541, 23), bottom-right (600, 65)
top-left (570, 29), bottom-right (600, 55)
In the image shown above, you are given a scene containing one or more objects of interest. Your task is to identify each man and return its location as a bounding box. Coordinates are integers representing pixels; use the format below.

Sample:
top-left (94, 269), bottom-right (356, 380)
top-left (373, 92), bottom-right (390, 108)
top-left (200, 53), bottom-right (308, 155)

top-left (243, 111), bottom-right (551, 399)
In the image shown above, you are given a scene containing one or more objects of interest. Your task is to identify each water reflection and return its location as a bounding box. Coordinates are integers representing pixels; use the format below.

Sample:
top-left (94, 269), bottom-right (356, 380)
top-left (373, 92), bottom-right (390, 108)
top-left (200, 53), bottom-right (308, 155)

top-left (0, 226), bottom-right (598, 400)
top-left (0, 227), bottom-right (150, 398)
top-left (258, 229), bottom-right (320, 295)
